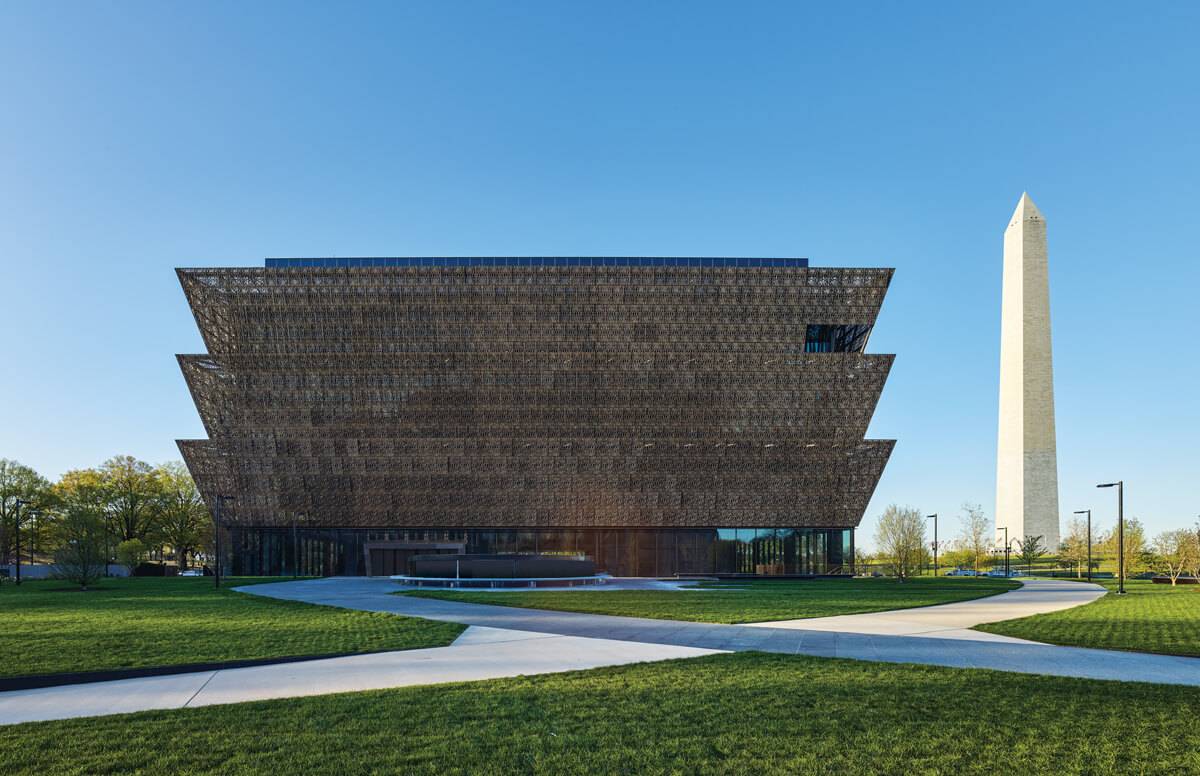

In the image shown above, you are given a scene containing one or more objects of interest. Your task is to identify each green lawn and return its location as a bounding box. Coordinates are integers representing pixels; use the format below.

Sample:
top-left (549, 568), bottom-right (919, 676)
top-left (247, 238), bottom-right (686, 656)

top-left (2, 652), bottom-right (1196, 775)
top-left (977, 579), bottom-right (1200, 656)
top-left (403, 576), bottom-right (1019, 624)
top-left (0, 577), bottom-right (463, 679)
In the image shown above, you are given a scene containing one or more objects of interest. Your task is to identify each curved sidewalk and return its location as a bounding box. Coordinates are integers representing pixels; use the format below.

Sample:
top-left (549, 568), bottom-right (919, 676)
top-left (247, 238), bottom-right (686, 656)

top-left (242, 576), bottom-right (1200, 687)
top-left (4, 577), bottom-right (1195, 726)
top-left (745, 578), bottom-right (1106, 642)
top-left (0, 626), bottom-right (718, 726)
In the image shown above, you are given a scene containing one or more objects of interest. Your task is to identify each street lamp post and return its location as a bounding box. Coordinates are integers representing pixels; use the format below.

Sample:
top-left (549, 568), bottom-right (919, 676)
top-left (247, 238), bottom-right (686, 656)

top-left (997, 525), bottom-right (1010, 577)
top-left (1098, 481), bottom-right (1125, 594)
top-left (213, 495), bottom-right (234, 589)
top-left (291, 513), bottom-right (300, 579)
top-left (926, 514), bottom-right (938, 576)
top-left (13, 498), bottom-right (30, 585)
top-left (1073, 509), bottom-right (1092, 583)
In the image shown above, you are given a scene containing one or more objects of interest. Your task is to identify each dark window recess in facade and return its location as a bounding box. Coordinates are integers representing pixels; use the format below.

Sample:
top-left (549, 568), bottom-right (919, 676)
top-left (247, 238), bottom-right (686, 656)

top-left (804, 324), bottom-right (873, 353)
top-left (230, 527), bottom-right (853, 578)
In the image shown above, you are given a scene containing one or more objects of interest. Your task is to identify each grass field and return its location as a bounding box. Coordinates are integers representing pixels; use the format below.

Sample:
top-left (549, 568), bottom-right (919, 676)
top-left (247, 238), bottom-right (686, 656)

top-left (977, 579), bottom-right (1200, 656)
top-left (403, 576), bottom-right (1019, 624)
top-left (2, 651), bottom-right (1196, 775)
top-left (0, 577), bottom-right (463, 679)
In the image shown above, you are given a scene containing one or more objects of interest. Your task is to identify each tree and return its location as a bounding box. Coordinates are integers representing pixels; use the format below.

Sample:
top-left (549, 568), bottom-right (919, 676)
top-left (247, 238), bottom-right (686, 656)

top-left (0, 459), bottom-right (51, 565)
top-left (153, 461), bottom-right (209, 570)
top-left (1059, 517), bottom-right (1090, 578)
top-left (1016, 535), bottom-right (1046, 573)
top-left (1153, 530), bottom-right (1199, 585)
top-left (51, 504), bottom-right (107, 590)
top-left (940, 546), bottom-right (973, 572)
top-left (1191, 520), bottom-right (1200, 580)
top-left (956, 503), bottom-right (992, 574)
top-left (1101, 517), bottom-right (1148, 575)
top-left (116, 538), bottom-right (147, 569)
top-left (51, 469), bottom-right (110, 562)
top-left (100, 456), bottom-right (163, 542)
top-left (874, 505), bottom-right (926, 581)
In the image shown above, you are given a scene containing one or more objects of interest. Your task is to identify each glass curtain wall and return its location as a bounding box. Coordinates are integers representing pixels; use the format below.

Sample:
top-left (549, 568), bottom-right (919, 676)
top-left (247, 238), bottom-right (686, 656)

top-left (230, 527), bottom-right (854, 578)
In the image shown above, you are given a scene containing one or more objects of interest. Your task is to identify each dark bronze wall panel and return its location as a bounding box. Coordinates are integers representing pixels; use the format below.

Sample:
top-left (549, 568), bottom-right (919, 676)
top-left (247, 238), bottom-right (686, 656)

top-left (177, 261), bottom-right (894, 531)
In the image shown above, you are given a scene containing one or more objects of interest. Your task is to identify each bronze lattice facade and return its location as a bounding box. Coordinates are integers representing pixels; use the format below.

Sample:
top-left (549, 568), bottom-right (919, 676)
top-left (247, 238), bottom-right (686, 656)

top-left (177, 257), bottom-right (894, 576)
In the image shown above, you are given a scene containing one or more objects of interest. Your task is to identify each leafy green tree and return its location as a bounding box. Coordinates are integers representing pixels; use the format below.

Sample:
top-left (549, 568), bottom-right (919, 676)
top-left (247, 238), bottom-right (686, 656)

top-left (1101, 517), bottom-right (1148, 575)
top-left (116, 538), bottom-right (148, 569)
top-left (1152, 529), bottom-right (1199, 585)
top-left (1016, 535), bottom-right (1046, 573)
top-left (0, 458), bottom-right (51, 565)
top-left (874, 504), bottom-right (926, 581)
top-left (153, 461), bottom-right (209, 570)
top-left (51, 506), bottom-right (107, 590)
top-left (940, 546), bottom-right (973, 571)
top-left (49, 469), bottom-right (110, 558)
top-left (100, 455), bottom-right (163, 542)
top-left (1191, 520), bottom-right (1200, 580)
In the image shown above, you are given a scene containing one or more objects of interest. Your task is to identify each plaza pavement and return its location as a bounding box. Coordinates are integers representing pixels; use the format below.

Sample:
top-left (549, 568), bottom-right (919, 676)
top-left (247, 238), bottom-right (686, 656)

top-left (5, 576), bottom-right (1199, 726)
top-left (241, 577), bottom-right (1200, 686)
top-left (744, 577), bottom-right (1106, 641)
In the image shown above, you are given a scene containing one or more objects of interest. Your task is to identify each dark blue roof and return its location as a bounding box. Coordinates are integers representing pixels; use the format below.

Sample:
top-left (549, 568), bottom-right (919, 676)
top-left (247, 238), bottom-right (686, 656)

top-left (264, 257), bottom-right (808, 269)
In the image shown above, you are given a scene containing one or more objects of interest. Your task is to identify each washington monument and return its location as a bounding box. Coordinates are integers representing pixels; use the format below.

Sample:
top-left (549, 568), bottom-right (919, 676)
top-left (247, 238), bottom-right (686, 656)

top-left (996, 193), bottom-right (1061, 550)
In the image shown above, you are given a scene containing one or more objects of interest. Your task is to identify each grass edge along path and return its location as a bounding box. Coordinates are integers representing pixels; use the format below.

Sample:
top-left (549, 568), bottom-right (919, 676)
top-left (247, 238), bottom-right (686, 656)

top-left (2, 651), bottom-right (1197, 775)
top-left (402, 576), bottom-right (1019, 624)
top-left (0, 577), bottom-right (464, 680)
top-left (976, 578), bottom-right (1200, 657)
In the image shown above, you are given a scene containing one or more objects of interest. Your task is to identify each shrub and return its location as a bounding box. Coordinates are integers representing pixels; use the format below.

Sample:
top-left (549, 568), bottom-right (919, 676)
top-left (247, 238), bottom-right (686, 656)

top-left (116, 539), bottom-right (148, 569)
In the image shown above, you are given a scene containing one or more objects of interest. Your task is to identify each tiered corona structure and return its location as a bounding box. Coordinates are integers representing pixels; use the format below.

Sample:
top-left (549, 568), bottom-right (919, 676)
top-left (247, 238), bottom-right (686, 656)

top-left (178, 257), bottom-right (894, 576)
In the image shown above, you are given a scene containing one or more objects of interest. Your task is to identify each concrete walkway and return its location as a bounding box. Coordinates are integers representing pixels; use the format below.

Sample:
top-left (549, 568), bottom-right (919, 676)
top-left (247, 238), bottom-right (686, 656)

top-left (0, 626), bottom-right (720, 726)
top-left (7, 576), bottom-right (1197, 726)
top-left (238, 577), bottom-right (1200, 687)
top-left (745, 578), bottom-right (1106, 643)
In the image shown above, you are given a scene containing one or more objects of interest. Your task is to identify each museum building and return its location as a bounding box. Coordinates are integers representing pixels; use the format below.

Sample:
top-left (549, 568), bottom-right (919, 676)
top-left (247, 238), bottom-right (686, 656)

top-left (177, 257), bottom-right (894, 577)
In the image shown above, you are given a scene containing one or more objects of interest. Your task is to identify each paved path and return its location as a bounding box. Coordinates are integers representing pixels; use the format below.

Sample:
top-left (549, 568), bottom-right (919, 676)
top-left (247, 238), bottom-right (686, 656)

top-left (0, 626), bottom-right (719, 726)
top-left (7, 576), bottom-right (1197, 726)
top-left (745, 578), bottom-right (1106, 642)
top-left (240, 577), bottom-right (1200, 687)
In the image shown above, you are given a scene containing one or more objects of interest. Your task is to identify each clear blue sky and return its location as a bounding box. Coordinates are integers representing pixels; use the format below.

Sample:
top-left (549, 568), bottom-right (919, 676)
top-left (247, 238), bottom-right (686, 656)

top-left (2, 2), bottom-right (1197, 548)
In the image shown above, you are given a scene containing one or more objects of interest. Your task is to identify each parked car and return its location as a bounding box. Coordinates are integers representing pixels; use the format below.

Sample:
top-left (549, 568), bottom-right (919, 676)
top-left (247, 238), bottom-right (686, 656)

top-left (179, 569), bottom-right (204, 577)
top-left (945, 568), bottom-right (977, 577)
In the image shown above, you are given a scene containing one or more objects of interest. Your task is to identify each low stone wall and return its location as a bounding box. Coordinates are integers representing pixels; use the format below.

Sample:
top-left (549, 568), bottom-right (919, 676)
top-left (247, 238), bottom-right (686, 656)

top-left (409, 554), bottom-right (595, 579)
top-left (1, 563), bottom-right (130, 580)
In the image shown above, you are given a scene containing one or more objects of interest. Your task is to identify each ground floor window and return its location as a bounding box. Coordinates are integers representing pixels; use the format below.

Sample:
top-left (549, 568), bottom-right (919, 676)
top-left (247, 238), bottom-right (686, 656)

top-left (229, 526), bottom-right (854, 578)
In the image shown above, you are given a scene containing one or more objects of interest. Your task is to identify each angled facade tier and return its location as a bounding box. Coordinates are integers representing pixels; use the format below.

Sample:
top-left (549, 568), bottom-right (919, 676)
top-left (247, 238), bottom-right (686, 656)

top-left (178, 257), bottom-right (895, 577)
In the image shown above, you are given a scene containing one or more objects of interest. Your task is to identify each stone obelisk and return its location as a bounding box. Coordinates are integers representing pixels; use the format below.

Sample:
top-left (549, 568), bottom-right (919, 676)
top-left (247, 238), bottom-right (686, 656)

top-left (996, 193), bottom-right (1060, 550)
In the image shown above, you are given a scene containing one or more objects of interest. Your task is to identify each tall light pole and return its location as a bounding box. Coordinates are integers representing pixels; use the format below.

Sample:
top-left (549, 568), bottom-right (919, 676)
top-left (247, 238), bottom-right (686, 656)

top-left (292, 513), bottom-right (299, 579)
top-left (926, 514), bottom-right (938, 576)
top-left (996, 525), bottom-right (1010, 577)
top-left (1098, 481), bottom-right (1125, 594)
top-left (213, 495), bottom-right (234, 589)
top-left (1073, 509), bottom-right (1092, 583)
top-left (13, 498), bottom-right (30, 585)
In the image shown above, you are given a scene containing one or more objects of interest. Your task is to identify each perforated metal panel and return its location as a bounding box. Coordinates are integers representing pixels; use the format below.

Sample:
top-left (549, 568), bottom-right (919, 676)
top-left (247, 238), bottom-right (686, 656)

top-left (177, 261), bottom-right (894, 530)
